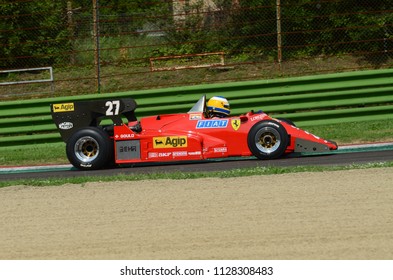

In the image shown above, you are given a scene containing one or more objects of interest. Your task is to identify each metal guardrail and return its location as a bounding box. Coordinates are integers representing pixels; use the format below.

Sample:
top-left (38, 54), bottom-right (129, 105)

top-left (0, 69), bottom-right (392, 147)
top-left (0, 67), bottom-right (54, 86)
top-left (0, 67), bottom-right (55, 97)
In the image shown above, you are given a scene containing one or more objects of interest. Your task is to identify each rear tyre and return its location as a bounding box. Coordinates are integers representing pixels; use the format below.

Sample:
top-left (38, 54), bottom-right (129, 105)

top-left (66, 127), bottom-right (113, 170)
top-left (247, 120), bottom-right (289, 159)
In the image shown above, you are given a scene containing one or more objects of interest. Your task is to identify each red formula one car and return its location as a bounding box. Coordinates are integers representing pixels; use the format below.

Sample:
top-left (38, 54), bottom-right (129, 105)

top-left (51, 95), bottom-right (337, 170)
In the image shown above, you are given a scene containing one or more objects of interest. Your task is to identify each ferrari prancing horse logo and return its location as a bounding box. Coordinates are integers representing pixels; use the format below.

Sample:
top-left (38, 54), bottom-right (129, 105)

top-left (231, 119), bottom-right (241, 131)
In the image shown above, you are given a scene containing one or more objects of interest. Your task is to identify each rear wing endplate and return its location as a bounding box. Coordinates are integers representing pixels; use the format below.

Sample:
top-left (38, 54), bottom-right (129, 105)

top-left (50, 98), bottom-right (137, 142)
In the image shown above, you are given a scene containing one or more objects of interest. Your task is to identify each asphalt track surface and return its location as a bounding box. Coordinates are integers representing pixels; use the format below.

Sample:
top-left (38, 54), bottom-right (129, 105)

top-left (1, 149), bottom-right (393, 181)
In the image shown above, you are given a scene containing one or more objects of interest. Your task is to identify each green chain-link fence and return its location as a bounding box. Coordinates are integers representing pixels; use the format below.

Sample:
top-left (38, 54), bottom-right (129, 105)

top-left (1, 0), bottom-right (392, 99)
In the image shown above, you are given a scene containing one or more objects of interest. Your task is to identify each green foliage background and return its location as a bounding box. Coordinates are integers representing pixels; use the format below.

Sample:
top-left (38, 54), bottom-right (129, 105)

top-left (1, 0), bottom-right (392, 69)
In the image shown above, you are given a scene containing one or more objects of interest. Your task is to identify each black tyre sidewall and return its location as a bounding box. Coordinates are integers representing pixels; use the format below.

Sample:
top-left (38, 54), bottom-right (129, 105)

top-left (66, 127), bottom-right (112, 170)
top-left (247, 120), bottom-right (289, 159)
top-left (276, 117), bottom-right (296, 127)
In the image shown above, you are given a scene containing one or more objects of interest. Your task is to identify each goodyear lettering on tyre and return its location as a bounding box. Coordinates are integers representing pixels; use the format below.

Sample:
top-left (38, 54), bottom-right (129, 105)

top-left (52, 103), bottom-right (75, 113)
top-left (153, 136), bottom-right (188, 148)
top-left (267, 121), bottom-right (280, 128)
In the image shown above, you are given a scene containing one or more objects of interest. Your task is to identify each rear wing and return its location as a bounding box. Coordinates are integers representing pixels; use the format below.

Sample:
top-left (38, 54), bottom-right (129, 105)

top-left (50, 98), bottom-right (137, 142)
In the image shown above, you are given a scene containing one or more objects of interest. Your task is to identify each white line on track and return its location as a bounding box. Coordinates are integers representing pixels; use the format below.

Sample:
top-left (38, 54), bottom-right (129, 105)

top-left (0, 164), bottom-right (73, 173)
top-left (338, 142), bottom-right (393, 150)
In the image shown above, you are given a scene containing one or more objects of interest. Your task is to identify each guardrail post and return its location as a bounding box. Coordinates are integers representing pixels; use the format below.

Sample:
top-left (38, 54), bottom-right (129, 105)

top-left (67, 1), bottom-right (76, 65)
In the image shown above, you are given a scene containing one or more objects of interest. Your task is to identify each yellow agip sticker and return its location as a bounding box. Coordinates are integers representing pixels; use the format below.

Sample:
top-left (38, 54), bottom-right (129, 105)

top-left (153, 136), bottom-right (188, 148)
top-left (52, 103), bottom-right (74, 113)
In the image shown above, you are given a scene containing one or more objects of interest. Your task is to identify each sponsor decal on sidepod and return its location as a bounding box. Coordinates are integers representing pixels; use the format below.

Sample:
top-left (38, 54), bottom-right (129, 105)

top-left (53, 103), bottom-right (74, 113)
top-left (153, 136), bottom-right (188, 148)
top-left (196, 120), bottom-right (228, 128)
top-left (58, 122), bottom-right (73, 130)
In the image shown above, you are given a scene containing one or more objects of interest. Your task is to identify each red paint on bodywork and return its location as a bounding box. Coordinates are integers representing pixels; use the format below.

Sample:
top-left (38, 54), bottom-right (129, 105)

top-left (112, 104), bottom-right (337, 164)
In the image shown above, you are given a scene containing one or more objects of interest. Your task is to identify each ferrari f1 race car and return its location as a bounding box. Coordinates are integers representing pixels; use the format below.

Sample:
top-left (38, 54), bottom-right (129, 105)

top-left (51, 95), bottom-right (338, 170)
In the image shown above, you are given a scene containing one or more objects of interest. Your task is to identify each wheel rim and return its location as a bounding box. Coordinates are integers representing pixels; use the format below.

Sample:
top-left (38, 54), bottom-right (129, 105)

top-left (74, 136), bottom-right (99, 163)
top-left (255, 127), bottom-right (281, 154)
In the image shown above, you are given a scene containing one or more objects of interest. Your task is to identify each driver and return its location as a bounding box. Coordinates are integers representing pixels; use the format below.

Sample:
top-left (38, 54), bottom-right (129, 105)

top-left (207, 96), bottom-right (230, 118)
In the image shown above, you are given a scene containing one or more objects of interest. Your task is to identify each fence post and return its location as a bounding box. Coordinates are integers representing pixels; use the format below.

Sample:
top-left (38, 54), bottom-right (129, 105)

top-left (67, 1), bottom-right (76, 65)
top-left (92, 0), bottom-right (101, 93)
top-left (276, 0), bottom-right (282, 72)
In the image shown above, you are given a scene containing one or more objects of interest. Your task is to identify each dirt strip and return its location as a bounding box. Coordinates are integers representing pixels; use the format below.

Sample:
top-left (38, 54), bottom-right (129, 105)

top-left (1, 168), bottom-right (392, 260)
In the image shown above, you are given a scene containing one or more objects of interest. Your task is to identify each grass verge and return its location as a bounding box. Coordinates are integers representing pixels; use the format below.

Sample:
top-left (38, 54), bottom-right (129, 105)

top-left (1, 161), bottom-right (393, 188)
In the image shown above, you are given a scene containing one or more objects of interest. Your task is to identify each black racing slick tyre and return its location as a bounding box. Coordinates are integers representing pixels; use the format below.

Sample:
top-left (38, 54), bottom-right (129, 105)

top-left (66, 127), bottom-right (113, 170)
top-left (276, 117), bottom-right (296, 127)
top-left (247, 120), bottom-right (289, 160)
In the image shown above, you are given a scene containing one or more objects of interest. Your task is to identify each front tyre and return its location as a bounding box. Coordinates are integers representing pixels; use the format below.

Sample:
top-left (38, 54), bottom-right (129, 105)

top-left (66, 127), bottom-right (113, 170)
top-left (276, 117), bottom-right (296, 127)
top-left (247, 120), bottom-right (289, 160)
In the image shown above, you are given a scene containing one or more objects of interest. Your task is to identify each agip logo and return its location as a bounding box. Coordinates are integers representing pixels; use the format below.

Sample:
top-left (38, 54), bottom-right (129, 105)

top-left (153, 136), bottom-right (188, 149)
top-left (52, 103), bottom-right (74, 113)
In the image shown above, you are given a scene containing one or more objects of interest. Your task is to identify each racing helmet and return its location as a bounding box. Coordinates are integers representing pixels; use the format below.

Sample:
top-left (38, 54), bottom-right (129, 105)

top-left (207, 96), bottom-right (230, 118)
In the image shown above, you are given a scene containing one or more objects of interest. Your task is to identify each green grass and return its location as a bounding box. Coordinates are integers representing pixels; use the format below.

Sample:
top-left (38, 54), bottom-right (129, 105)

top-left (1, 119), bottom-right (393, 167)
top-left (0, 143), bottom-right (66, 166)
top-left (301, 120), bottom-right (393, 145)
top-left (1, 161), bottom-right (393, 189)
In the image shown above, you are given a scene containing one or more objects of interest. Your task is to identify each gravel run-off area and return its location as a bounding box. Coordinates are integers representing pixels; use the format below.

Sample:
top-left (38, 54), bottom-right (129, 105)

top-left (1, 168), bottom-right (393, 260)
